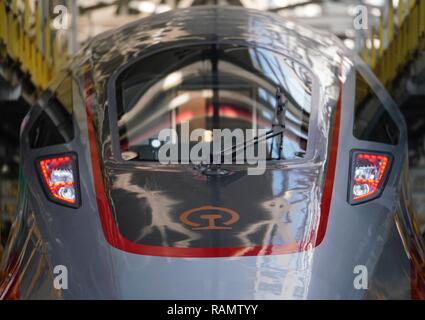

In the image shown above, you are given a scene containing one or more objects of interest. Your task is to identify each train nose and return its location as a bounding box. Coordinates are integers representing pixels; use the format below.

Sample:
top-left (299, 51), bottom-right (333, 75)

top-left (111, 247), bottom-right (315, 299)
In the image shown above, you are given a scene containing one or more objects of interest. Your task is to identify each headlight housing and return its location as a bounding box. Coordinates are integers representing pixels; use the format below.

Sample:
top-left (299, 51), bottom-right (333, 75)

top-left (349, 151), bottom-right (392, 205)
top-left (37, 153), bottom-right (80, 208)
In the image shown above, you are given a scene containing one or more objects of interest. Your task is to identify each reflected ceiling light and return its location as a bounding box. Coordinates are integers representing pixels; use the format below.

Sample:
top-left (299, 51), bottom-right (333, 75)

top-left (1, 164), bottom-right (9, 174)
top-left (294, 3), bottom-right (322, 17)
top-left (366, 38), bottom-right (373, 49)
top-left (163, 72), bottom-right (183, 90)
top-left (177, 0), bottom-right (195, 8)
top-left (156, 4), bottom-right (172, 13)
top-left (169, 93), bottom-right (190, 110)
top-left (371, 8), bottom-right (381, 17)
top-left (364, 0), bottom-right (385, 6)
top-left (137, 1), bottom-right (156, 14)
top-left (347, 5), bottom-right (358, 16)
top-left (203, 130), bottom-right (213, 143)
top-left (122, 151), bottom-right (138, 161)
top-left (344, 39), bottom-right (355, 50)
top-left (345, 29), bottom-right (356, 38)
top-left (239, 0), bottom-right (268, 10)
top-left (271, 0), bottom-right (288, 5)
top-left (202, 90), bottom-right (213, 98)
top-left (241, 0), bottom-right (303, 10)
top-left (373, 38), bottom-right (381, 49)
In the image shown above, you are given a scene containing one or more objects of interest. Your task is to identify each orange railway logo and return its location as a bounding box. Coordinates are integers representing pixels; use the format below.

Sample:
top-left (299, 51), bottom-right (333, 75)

top-left (179, 205), bottom-right (240, 230)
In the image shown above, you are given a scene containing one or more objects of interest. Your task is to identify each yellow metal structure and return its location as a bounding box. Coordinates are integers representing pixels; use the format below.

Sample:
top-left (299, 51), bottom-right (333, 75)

top-left (363, 0), bottom-right (425, 87)
top-left (0, 0), bottom-right (68, 90)
top-left (0, 0), bottom-right (424, 91)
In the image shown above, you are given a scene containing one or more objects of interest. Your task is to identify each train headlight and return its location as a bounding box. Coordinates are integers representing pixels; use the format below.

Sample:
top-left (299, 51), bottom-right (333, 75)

top-left (37, 154), bottom-right (80, 207)
top-left (349, 151), bottom-right (392, 204)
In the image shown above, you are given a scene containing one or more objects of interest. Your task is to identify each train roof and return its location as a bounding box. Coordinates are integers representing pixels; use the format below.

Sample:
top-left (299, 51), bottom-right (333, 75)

top-left (73, 6), bottom-right (347, 102)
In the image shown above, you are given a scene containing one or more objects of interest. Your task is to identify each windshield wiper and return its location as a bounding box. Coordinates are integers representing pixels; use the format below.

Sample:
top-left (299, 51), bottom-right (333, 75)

top-left (210, 87), bottom-right (287, 163)
top-left (269, 86), bottom-right (288, 160)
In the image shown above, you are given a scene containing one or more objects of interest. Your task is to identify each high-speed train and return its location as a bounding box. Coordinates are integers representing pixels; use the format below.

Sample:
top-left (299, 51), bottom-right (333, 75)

top-left (1, 6), bottom-right (424, 299)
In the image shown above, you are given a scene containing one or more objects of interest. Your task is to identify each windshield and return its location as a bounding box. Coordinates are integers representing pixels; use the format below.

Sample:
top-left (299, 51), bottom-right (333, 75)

top-left (115, 44), bottom-right (313, 162)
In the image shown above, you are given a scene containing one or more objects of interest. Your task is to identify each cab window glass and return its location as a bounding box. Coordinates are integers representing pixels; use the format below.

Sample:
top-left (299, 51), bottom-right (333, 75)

top-left (29, 76), bottom-right (74, 148)
top-left (354, 72), bottom-right (399, 145)
top-left (116, 45), bottom-right (314, 161)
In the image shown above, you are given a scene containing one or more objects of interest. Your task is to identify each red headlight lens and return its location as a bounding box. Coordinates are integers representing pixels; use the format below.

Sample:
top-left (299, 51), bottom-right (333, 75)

top-left (38, 154), bottom-right (80, 207)
top-left (349, 151), bottom-right (391, 204)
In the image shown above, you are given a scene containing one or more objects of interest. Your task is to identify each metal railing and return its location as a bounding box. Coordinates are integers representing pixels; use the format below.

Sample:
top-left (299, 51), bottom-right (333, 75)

top-left (1, 0), bottom-right (425, 91)
top-left (0, 0), bottom-right (74, 90)
top-left (361, 0), bottom-right (425, 86)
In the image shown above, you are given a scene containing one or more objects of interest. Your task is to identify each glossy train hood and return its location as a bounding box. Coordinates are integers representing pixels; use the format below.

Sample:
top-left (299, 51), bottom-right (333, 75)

top-left (104, 162), bottom-right (326, 256)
